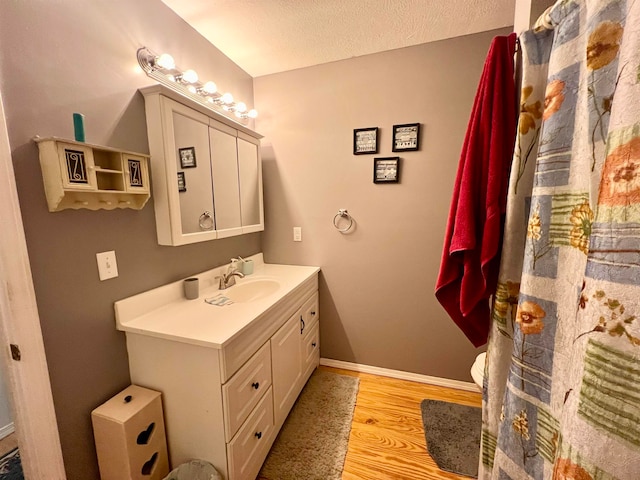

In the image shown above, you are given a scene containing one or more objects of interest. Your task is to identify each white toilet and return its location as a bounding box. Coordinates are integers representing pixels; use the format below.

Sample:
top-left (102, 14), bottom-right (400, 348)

top-left (470, 352), bottom-right (486, 391)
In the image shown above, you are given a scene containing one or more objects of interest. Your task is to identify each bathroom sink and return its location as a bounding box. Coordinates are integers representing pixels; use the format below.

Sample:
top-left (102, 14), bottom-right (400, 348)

top-left (226, 279), bottom-right (280, 303)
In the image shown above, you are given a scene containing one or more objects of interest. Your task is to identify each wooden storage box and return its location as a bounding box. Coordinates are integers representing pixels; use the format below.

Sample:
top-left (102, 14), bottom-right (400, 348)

top-left (91, 385), bottom-right (169, 480)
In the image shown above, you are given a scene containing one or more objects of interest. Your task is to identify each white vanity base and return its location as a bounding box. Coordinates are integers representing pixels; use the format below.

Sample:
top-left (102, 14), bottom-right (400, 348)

top-left (116, 255), bottom-right (320, 480)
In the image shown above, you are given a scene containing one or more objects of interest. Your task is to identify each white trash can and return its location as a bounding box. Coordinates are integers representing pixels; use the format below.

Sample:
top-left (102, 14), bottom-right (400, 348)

top-left (163, 460), bottom-right (222, 480)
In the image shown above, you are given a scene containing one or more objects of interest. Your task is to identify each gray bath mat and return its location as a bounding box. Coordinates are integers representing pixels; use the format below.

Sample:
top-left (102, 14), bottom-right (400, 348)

top-left (259, 370), bottom-right (359, 480)
top-left (420, 399), bottom-right (481, 478)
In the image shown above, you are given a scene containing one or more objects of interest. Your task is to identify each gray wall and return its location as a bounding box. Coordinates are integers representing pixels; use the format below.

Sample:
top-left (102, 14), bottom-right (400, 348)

top-left (0, 1), bottom-right (259, 478)
top-left (254, 28), bottom-right (510, 381)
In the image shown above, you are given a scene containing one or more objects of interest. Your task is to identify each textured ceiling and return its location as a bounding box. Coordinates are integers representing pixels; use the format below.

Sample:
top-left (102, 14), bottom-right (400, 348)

top-left (161, 0), bottom-right (516, 77)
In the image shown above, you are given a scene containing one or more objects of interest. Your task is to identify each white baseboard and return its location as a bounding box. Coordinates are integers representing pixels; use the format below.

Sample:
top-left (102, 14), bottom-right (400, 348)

top-left (0, 422), bottom-right (14, 440)
top-left (320, 358), bottom-right (480, 393)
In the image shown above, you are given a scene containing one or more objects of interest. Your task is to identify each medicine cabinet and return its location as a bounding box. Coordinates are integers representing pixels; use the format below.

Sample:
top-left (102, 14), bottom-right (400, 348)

top-left (140, 84), bottom-right (264, 246)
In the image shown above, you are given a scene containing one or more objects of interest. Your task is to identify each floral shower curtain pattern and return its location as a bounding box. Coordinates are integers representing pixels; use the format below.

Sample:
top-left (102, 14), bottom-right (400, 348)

top-left (481, 1), bottom-right (640, 479)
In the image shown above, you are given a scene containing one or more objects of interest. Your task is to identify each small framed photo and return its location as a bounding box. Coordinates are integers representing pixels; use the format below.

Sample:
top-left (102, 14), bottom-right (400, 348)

top-left (179, 146), bottom-right (197, 168)
top-left (374, 157), bottom-right (400, 184)
top-left (353, 127), bottom-right (379, 155)
top-left (392, 123), bottom-right (420, 152)
top-left (177, 172), bottom-right (186, 192)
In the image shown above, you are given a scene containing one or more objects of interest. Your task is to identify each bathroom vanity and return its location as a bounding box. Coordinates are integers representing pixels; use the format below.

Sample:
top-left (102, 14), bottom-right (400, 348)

top-left (115, 255), bottom-right (320, 480)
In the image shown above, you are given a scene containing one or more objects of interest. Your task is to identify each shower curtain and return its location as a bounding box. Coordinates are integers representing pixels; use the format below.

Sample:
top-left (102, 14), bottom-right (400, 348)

top-left (481, 1), bottom-right (640, 479)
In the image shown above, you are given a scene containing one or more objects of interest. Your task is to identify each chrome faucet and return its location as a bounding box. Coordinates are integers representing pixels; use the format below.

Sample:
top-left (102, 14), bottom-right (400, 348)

top-left (218, 263), bottom-right (245, 289)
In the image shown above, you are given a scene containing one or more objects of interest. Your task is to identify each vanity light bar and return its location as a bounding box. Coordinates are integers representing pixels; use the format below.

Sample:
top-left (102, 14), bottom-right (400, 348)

top-left (136, 46), bottom-right (258, 120)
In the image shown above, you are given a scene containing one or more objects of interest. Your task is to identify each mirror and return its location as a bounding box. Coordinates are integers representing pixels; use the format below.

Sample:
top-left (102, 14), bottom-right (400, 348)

top-left (209, 123), bottom-right (242, 238)
top-left (172, 110), bottom-right (215, 234)
top-left (237, 135), bottom-right (263, 231)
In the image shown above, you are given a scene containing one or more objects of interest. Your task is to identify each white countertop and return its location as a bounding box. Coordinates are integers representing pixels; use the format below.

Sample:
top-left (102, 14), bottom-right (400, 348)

top-left (115, 254), bottom-right (320, 349)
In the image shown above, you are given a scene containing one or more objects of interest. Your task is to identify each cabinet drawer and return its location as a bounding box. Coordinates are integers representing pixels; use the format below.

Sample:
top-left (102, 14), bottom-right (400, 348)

top-left (302, 321), bottom-right (320, 380)
top-left (301, 292), bottom-right (318, 339)
top-left (227, 387), bottom-right (274, 480)
top-left (223, 342), bottom-right (272, 441)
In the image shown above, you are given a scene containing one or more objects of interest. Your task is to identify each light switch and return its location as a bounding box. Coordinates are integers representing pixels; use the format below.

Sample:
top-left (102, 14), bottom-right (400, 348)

top-left (96, 251), bottom-right (118, 281)
top-left (293, 227), bottom-right (302, 242)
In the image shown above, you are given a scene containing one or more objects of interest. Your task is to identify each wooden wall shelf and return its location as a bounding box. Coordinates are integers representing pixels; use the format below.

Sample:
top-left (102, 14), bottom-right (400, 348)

top-left (34, 136), bottom-right (150, 212)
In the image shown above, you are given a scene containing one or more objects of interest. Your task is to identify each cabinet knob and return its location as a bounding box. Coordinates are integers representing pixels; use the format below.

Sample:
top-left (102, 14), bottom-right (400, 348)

top-left (312, 342), bottom-right (317, 348)
top-left (311, 311), bottom-right (316, 316)
top-left (255, 431), bottom-right (262, 439)
top-left (251, 382), bottom-right (260, 390)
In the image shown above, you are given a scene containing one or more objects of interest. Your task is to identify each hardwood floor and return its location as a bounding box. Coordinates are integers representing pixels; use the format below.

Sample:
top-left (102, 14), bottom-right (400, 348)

top-left (0, 432), bottom-right (17, 457)
top-left (320, 365), bottom-right (482, 480)
top-left (0, 369), bottom-right (479, 478)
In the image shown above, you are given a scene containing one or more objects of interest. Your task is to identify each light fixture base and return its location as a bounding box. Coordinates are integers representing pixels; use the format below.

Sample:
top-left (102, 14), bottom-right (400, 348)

top-left (136, 46), bottom-right (258, 123)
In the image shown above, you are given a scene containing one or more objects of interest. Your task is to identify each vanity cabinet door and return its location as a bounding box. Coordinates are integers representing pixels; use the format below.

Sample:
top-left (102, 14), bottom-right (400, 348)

top-left (271, 310), bottom-right (303, 427)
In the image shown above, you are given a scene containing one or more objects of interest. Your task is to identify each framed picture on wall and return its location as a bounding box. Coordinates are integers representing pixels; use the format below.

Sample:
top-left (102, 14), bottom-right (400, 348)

top-left (373, 157), bottom-right (400, 183)
top-left (392, 123), bottom-right (420, 152)
top-left (177, 172), bottom-right (186, 192)
top-left (353, 127), bottom-right (379, 155)
top-left (179, 146), bottom-right (197, 168)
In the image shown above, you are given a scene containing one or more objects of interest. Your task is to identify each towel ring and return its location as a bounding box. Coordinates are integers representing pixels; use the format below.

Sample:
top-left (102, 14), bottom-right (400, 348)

top-left (333, 209), bottom-right (354, 234)
top-left (199, 211), bottom-right (214, 230)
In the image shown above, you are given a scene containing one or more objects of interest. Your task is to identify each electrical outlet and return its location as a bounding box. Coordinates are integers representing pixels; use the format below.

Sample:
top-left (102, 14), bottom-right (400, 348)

top-left (293, 227), bottom-right (302, 242)
top-left (96, 250), bottom-right (118, 281)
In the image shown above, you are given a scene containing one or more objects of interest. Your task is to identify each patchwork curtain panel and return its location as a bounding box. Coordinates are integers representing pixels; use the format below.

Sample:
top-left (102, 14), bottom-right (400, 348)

top-left (481, 1), bottom-right (640, 479)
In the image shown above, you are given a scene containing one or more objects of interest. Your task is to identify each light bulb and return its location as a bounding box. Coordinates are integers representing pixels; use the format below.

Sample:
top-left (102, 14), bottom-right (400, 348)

top-left (247, 109), bottom-right (258, 119)
top-left (221, 92), bottom-right (234, 105)
top-left (187, 85), bottom-right (197, 94)
top-left (182, 69), bottom-right (198, 84)
top-left (155, 53), bottom-right (175, 70)
top-left (202, 81), bottom-right (217, 94)
top-left (235, 102), bottom-right (247, 113)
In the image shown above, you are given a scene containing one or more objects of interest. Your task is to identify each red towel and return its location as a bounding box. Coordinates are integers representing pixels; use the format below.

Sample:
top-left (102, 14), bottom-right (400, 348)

top-left (435, 33), bottom-right (517, 347)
